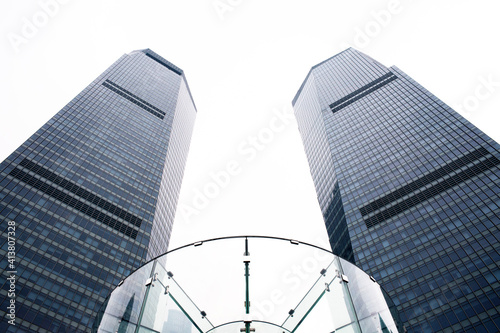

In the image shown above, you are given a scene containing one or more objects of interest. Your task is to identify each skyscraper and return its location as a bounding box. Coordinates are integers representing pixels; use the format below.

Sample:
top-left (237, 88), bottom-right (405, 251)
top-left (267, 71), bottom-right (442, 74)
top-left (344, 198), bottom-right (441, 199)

top-left (0, 49), bottom-right (197, 332)
top-left (293, 48), bottom-right (500, 332)
top-left (162, 309), bottom-right (193, 333)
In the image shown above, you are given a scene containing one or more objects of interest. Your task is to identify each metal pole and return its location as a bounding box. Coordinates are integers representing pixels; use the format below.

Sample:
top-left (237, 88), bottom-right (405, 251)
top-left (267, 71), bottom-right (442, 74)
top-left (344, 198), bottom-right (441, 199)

top-left (244, 237), bottom-right (250, 333)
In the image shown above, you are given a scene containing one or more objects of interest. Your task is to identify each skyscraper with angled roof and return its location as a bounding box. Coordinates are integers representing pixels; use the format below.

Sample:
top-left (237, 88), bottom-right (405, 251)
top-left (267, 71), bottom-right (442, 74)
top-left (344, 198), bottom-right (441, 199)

top-left (0, 49), bottom-right (197, 332)
top-left (293, 48), bottom-right (500, 332)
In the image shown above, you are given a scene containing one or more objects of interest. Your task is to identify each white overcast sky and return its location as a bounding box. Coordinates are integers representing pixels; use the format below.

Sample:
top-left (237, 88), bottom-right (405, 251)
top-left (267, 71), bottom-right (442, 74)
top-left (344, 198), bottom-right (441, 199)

top-left (1, 0), bottom-right (499, 251)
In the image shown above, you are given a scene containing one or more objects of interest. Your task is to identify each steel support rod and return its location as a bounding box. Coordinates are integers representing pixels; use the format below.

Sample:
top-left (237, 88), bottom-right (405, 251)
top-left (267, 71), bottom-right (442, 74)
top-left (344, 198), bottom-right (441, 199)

top-left (244, 237), bottom-right (250, 333)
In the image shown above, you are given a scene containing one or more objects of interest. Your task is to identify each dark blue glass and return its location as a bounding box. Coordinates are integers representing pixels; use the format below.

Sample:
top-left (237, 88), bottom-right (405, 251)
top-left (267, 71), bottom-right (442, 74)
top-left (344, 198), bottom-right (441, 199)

top-left (293, 48), bottom-right (500, 332)
top-left (0, 49), bottom-right (197, 332)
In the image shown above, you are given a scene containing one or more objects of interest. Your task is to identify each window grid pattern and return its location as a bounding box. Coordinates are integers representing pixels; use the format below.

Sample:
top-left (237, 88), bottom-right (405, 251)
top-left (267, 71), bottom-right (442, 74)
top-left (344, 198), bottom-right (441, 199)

top-left (18, 158), bottom-right (143, 227)
top-left (360, 147), bottom-right (491, 216)
top-left (330, 72), bottom-right (397, 114)
top-left (293, 48), bottom-right (500, 333)
top-left (0, 49), bottom-right (196, 332)
top-left (362, 151), bottom-right (500, 228)
top-left (8, 167), bottom-right (139, 239)
top-left (294, 73), bottom-right (354, 262)
top-left (102, 80), bottom-right (166, 120)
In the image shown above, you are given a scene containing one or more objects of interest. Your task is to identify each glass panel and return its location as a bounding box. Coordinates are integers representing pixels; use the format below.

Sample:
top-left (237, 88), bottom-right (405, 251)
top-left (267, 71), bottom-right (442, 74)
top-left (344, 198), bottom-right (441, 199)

top-left (358, 312), bottom-right (394, 333)
top-left (292, 294), bottom-right (336, 332)
top-left (208, 321), bottom-right (291, 333)
top-left (92, 237), bottom-right (402, 332)
top-left (247, 237), bottom-right (337, 326)
top-left (161, 238), bottom-right (243, 326)
top-left (137, 262), bottom-right (170, 331)
top-left (93, 261), bottom-right (154, 332)
top-left (137, 258), bottom-right (213, 332)
top-left (324, 272), bottom-right (359, 329)
top-left (336, 323), bottom-right (362, 333)
top-left (281, 257), bottom-right (340, 331)
top-left (340, 258), bottom-right (400, 332)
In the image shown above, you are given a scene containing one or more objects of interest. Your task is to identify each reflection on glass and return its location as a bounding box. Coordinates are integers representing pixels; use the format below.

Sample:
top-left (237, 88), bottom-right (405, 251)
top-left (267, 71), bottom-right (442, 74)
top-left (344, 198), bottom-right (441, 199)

top-left (92, 237), bottom-right (402, 332)
top-left (281, 257), bottom-right (340, 331)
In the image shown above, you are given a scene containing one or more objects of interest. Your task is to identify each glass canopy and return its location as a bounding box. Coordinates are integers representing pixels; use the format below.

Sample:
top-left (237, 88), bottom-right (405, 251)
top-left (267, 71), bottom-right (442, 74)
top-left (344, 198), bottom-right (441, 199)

top-left (92, 236), bottom-right (402, 332)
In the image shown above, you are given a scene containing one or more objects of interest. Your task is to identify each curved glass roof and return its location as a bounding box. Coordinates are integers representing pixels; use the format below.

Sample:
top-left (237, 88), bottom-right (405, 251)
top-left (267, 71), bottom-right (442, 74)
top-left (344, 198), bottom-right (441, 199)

top-left (92, 236), bottom-right (402, 332)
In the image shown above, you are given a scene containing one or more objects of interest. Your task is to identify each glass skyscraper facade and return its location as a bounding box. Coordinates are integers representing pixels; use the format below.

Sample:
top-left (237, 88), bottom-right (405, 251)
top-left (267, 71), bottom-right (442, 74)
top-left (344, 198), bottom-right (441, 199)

top-left (293, 48), bottom-right (500, 332)
top-left (0, 49), bottom-right (197, 332)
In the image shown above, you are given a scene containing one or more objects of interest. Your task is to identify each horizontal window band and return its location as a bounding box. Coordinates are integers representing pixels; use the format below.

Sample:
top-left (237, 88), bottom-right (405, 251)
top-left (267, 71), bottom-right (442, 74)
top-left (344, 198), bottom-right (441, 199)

top-left (104, 80), bottom-right (166, 116)
top-left (9, 168), bottom-right (139, 239)
top-left (364, 155), bottom-right (500, 228)
top-left (102, 81), bottom-right (165, 120)
top-left (144, 53), bottom-right (182, 75)
top-left (360, 147), bottom-right (491, 216)
top-left (329, 72), bottom-right (394, 109)
top-left (19, 158), bottom-right (142, 227)
top-left (329, 72), bottom-right (397, 113)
